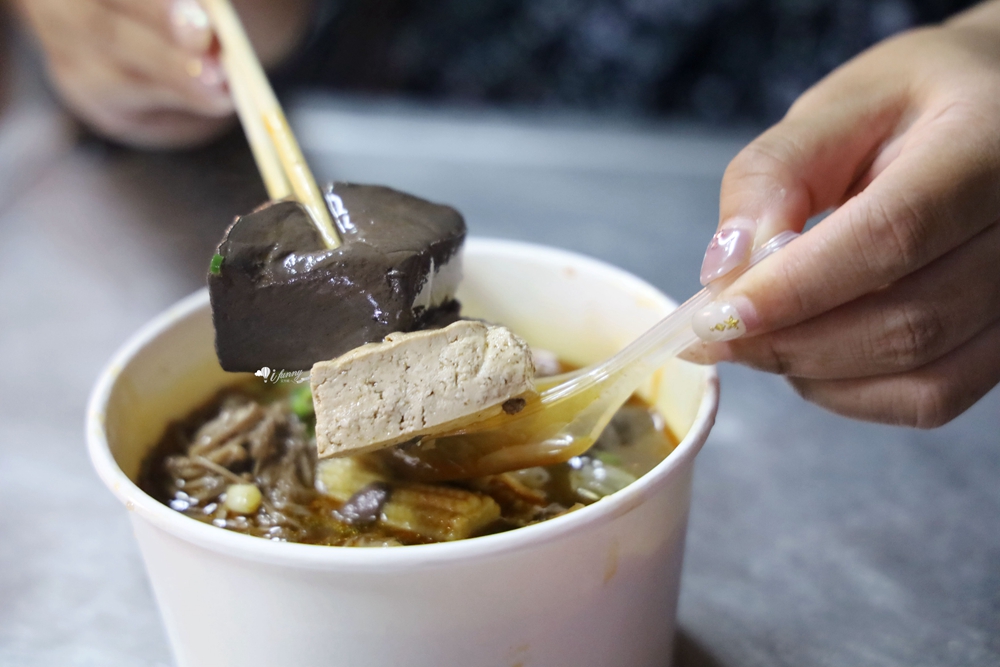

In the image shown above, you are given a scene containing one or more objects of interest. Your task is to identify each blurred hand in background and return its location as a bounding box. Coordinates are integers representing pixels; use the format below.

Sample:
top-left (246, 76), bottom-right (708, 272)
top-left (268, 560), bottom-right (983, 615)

top-left (9, 0), bottom-right (313, 147)
top-left (688, 0), bottom-right (1000, 428)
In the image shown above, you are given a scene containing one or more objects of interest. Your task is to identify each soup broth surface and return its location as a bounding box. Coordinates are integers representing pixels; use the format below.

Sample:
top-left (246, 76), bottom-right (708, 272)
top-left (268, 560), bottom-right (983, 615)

top-left (141, 361), bottom-right (677, 547)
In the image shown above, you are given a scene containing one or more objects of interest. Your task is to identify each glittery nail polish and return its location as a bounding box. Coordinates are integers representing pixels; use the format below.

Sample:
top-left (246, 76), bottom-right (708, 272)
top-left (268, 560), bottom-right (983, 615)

top-left (700, 217), bottom-right (756, 286)
top-left (692, 301), bottom-right (747, 342)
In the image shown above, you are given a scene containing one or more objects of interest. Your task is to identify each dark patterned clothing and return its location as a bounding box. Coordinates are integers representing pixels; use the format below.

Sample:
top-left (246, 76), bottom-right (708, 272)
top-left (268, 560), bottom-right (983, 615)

top-left (282, 0), bottom-right (979, 124)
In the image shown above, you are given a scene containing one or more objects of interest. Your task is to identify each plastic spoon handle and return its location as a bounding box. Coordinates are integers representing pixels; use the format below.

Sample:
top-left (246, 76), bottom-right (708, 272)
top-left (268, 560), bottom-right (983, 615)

top-left (533, 231), bottom-right (800, 395)
top-left (552, 230), bottom-right (801, 445)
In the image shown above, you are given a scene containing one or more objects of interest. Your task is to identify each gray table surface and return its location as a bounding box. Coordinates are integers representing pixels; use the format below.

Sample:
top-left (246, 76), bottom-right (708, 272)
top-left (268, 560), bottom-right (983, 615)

top-left (0, 33), bottom-right (997, 667)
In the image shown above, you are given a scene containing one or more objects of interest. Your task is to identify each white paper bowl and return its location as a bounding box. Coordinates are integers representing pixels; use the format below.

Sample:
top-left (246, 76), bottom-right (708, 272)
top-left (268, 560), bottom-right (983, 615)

top-left (87, 238), bottom-right (718, 667)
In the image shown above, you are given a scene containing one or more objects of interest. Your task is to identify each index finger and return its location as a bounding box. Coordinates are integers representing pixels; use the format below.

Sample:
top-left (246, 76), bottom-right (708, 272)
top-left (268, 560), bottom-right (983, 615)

top-left (711, 99), bottom-right (1000, 341)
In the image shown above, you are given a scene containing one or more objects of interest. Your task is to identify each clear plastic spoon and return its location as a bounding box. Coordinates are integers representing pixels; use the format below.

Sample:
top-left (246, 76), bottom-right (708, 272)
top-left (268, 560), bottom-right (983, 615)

top-left (377, 231), bottom-right (800, 481)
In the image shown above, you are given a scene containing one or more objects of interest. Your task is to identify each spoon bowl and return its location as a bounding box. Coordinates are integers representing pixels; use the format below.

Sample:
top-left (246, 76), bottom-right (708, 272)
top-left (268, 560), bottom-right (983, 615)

top-left (383, 231), bottom-right (799, 481)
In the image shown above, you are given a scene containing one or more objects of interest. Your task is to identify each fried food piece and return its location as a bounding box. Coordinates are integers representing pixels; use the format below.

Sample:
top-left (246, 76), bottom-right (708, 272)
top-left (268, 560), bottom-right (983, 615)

top-left (311, 321), bottom-right (535, 457)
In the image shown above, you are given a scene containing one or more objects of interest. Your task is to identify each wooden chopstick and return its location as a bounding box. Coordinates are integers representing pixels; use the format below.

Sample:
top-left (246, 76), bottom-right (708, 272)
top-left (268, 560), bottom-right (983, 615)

top-left (201, 0), bottom-right (341, 249)
top-left (225, 59), bottom-right (292, 201)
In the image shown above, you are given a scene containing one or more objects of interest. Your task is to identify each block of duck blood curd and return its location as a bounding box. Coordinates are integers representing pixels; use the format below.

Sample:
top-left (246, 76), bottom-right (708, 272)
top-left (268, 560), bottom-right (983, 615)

top-left (311, 320), bottom-right (536, 458)
top-left (209, 183), bottom-right (465, 372)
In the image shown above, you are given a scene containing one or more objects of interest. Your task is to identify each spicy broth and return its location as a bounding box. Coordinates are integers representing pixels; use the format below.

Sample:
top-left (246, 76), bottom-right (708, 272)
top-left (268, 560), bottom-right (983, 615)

top-left (141, 362), bottom-right (677, 547)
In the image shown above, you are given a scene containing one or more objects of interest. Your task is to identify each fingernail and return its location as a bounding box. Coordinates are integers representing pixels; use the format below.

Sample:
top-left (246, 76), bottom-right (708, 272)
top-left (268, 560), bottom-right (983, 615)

top-left (186, 57), bottom-right (226, 88)
top-left (171, 0), bottom-right (212, 53)
top-left (678, 341), bottom-right (733, 365)
top-left (692, 299), bottom-right (750, 343)
top-left (700, 217), bottom-right (756, 286)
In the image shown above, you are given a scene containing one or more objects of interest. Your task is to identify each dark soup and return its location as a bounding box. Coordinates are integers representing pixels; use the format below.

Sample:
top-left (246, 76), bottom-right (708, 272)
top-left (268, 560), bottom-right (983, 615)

top-left (140, 361), bottom-right (677, 547)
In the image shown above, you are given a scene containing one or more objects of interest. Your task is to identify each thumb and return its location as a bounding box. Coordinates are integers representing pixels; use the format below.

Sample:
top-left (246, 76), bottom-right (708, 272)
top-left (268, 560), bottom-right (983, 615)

top-left (700, 79), bottom-right (906, 286)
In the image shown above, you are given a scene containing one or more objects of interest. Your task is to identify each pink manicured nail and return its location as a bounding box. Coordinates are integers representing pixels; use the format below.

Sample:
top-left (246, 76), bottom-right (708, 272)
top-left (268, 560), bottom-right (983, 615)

top-left (199, 58), bottom-right (226, 87)
top-left (700, 217), bottom-right (756, 286)
top-left (171, 0), bottom-right (212, 53)
top-left (692, 298), bottom-right (754, 343)
top-left (186, 57), bottom-right (226, 88)
top-left (677, 341), bottom-right (734, 365)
